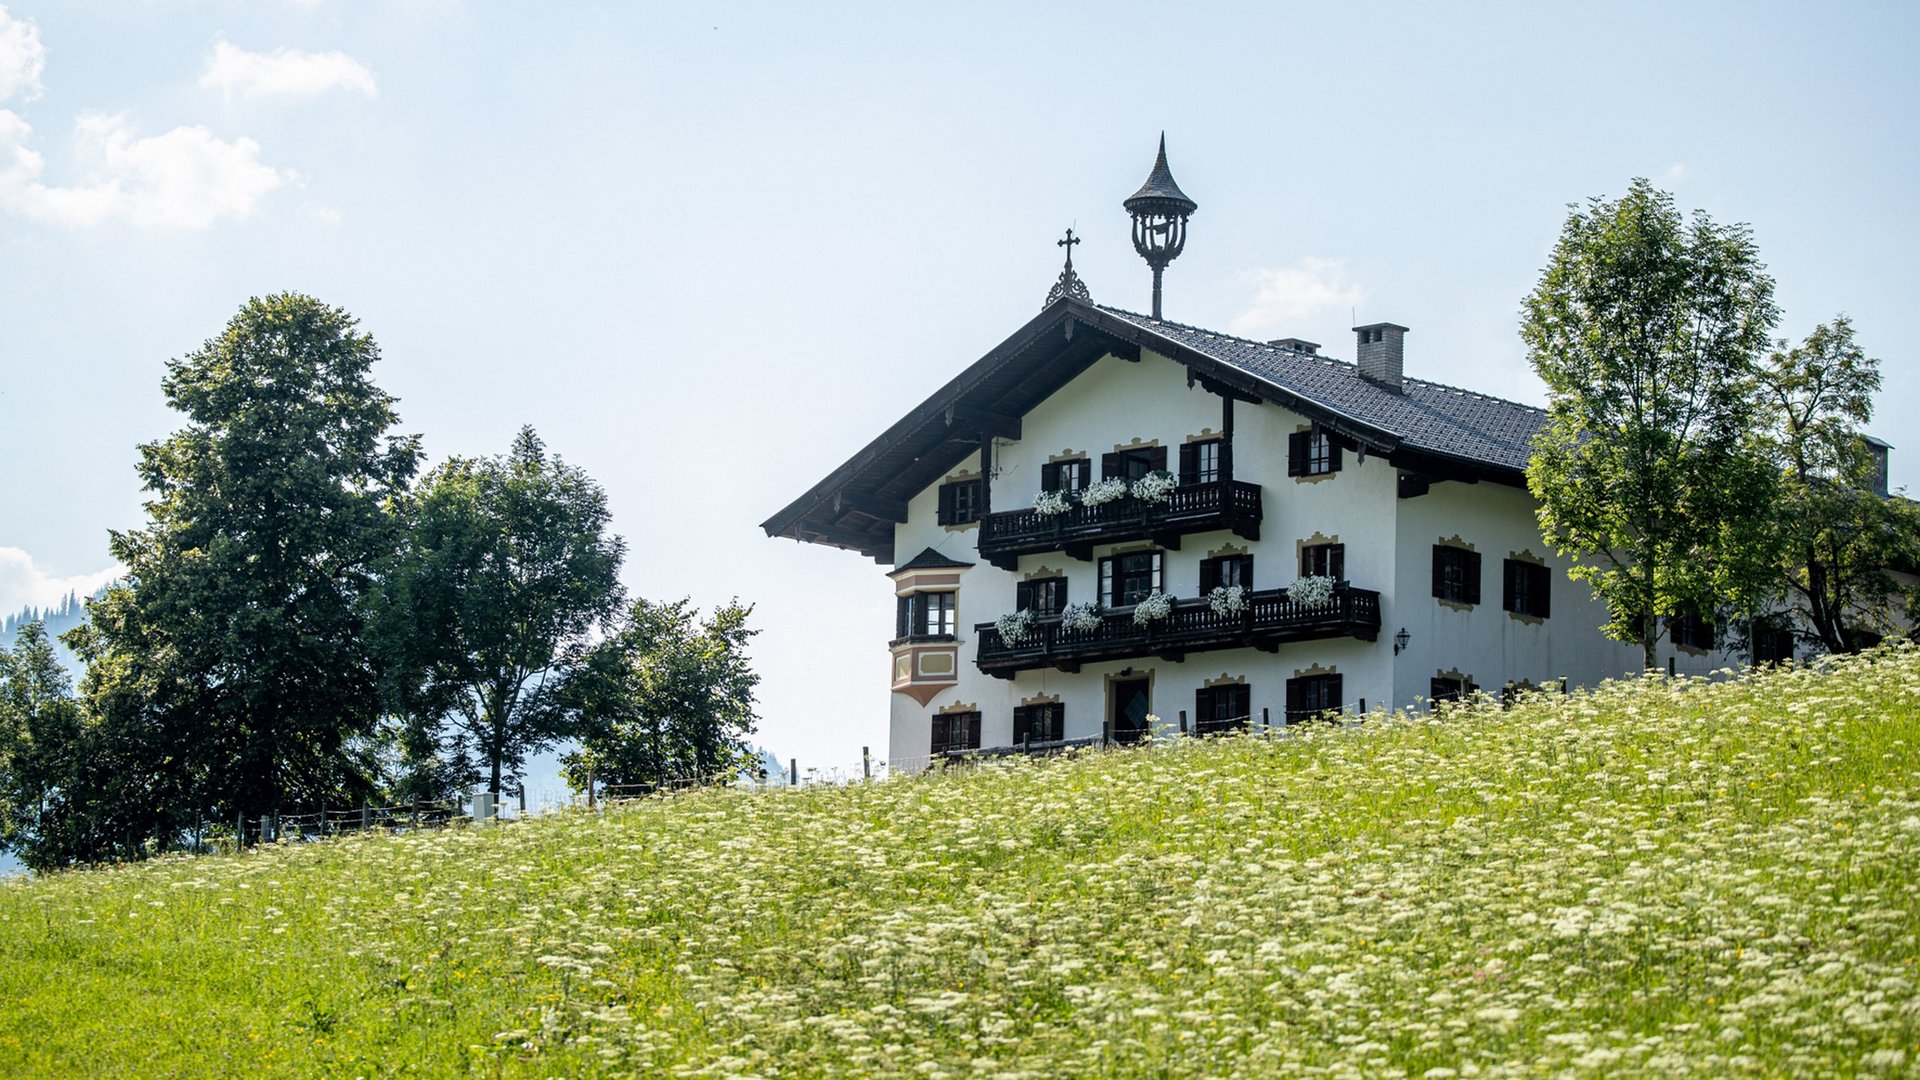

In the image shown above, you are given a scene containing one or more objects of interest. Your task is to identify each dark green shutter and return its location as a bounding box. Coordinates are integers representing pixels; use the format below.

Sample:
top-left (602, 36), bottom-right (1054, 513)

top-left (1288, 433), bottom-right (1308, 477)
top-left (1178, 443), bottom-right (1198, 485)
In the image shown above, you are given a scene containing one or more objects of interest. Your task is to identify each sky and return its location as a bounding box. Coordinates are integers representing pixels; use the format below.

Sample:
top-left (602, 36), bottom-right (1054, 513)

top-left (2, 0), bottom-right (1917, 785)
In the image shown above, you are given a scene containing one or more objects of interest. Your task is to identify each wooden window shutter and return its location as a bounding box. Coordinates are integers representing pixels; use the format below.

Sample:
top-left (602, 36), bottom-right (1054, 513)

top-left (1101, 452), bottom-right (1122, 481)
top-left (1502, 559), bottom-right (1517, 613)
top-left (1233, 684), bottom-right (1251, 719)
top-left (1150, 445), bottom-right (1168, 473)
top-left (1465, 551), bottom-right (1483, 605)
top-left (1242, 554), bottom-right (1256, 588)
top-left (896, 596), bottom-right (911, 638)
top-left (965, 712), bottom-right (981, 750)
top-left (930, 717), bottom-right (948, 756)
top-left (1431, 546), bottom-right (1447, 599)
top-left (1327, 546), bottom-right (1342, 581)
top-left (1040, 462), bottom-right (1060, 490)
top-left (1199, 557), bottom-right (1219, 594)
top-left (1328, 442), bottom-right (1344, 473)
top-left (1013, 707), bottom-right (1030, 745)
top-left (1288, 432), bottom-right (1308, 477)
top-left (1178, 443), bottom-right (1198, 485)
top-left (1285, 678), bottom-right (1304, 718)
top-left (937, 483), bottom-right (956, 526)
top-left (1195, 687), bottom-right (1210, 724)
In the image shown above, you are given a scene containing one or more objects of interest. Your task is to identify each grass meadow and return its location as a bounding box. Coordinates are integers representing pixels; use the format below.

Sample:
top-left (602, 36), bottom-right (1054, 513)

top-left (3, 647), bottom-right (1918, 1077)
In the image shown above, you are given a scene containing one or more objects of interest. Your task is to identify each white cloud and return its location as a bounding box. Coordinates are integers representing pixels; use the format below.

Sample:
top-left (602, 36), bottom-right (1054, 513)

top-left (0, 3), bottom-right (45, 102)
top-left (1227, 258), bottom-right (1366, 341)
top-left (0, 548), bottom-right (120, 617)
top-left (200, 41), bottom-right (377, 100)
top-left (0, 108), bottom-right (285, 228)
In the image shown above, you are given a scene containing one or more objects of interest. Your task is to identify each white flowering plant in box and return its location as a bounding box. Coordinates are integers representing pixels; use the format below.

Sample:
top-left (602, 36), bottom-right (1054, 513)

top-left (1079, 477), bottom-right (1128, 507)
top-left (994, 608), bottom-right (1036, 645)
top-left (1032, 489), bottom-right (1072, 517)
top-left (1289, 574), bottom-right (1337, 607)
top-left (1208, 584), bottom-right (1248, 616)
top-left (1061, 600), bottom-right (1104, 631)
top-left (1131, 590), bottom-right (1174, 625)
top-left (1130, 468), bottom-right (1177, 504)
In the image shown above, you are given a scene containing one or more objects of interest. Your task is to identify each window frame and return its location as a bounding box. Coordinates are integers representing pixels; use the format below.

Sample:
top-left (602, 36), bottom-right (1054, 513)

top-left (1430, 675), bottom-right (1477, 704)
top-left (1102, 446), bottom-right (1167, 483)
top-left (936, 479), bottom-right (982, 526)
top-left (1284, 673), bottom-right (1343, 724)
top-left (893, 590), bottom-right (957, 642)
top-left (930, 711), bottom-right (982, 757)
top-left (1501, 559), bottom-right (1551, 619)
top-left (1199, 554), bottom-right (1254, 593)
top-left (1299, 542), bottom-right (1345, 581)
top-left (1098, 550), bottom-right (1164, 607)
top-left (1039, 458), bottom-right (1091, 494)
top-left (1178, 439), bottom-right (1222, 486)
top-left (1194, 683), bottom-right (1252, 735)
top-left (1012, 702), bottom-right (1065, 745)
top-left (1287, 431), bottom-right (1342, 477)
top-left (1669, 610), bottom-right (1715, 651)
top-left (1431, 545), bottom-right (1482, 606)
top-left (1015, 577), bottom-right (1068, 617)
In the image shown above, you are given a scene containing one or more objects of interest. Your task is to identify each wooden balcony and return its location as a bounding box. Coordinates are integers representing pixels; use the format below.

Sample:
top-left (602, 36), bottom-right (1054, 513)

top-left (975, 583), bottom-right (1381, 678)
top-left (977, 481), bottom-right (1262, 569)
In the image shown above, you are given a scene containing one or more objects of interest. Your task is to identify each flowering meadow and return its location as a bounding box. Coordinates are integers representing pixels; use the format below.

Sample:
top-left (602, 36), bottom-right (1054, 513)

top-left (3, 648), bottom-right (1918, 1077)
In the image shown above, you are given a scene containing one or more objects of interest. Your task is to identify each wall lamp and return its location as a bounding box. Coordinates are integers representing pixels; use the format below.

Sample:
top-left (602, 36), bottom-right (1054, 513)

top-left (1393, 628), bottom-right (1410, 655)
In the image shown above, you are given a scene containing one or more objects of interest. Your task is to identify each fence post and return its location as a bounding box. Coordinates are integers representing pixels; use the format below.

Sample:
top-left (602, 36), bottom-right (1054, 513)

top-left (360, 805), bottom-right (371, 831)
top-left (789, 758), bottom-right (798, 787)
top-left (587, 762), bottom-right (597, 809)
top-left (259, 815), bottom-right (272, 844)
top-left (1179, 709), bottom-right (1188, 735)
top-left (1358, 697), bottom-right (1366, 717)
top-left (862, 746), bottom-right (871, 780)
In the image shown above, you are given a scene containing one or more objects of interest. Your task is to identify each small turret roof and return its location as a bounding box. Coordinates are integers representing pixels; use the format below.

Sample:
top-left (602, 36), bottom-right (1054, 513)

top-left (1123, 134), bottom-right (1196, 211)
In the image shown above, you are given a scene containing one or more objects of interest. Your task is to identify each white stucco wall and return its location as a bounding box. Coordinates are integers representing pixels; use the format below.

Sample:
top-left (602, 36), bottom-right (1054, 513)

top-left (883, 347), bottom-right (1740, 770)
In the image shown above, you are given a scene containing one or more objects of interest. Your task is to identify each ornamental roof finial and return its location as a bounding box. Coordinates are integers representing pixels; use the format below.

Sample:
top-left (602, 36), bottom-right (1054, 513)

top-left (1043, 227), bottom-right (1092, 308)
top-left (1122, 133), bottom-right (1197, 319)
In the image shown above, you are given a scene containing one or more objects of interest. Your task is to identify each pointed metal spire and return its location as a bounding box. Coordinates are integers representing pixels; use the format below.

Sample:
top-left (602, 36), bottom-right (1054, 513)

top-left (1123, 133), bottom-right (1197, 319)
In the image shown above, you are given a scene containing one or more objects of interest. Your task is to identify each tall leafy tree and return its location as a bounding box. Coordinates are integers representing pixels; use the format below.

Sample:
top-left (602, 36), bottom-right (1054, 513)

top-left (560, 598), bottom-right (759, 796)
top-left (0, 622), bottom-right (90, 868)
top-left (379, 427), bottom-right (625, 800)
top-left (1522, 179), bottom-right (1781, 668)
top-left (66, 294), bottom-right (420, 848)
top-left (1758, 317), bottom-right (1920, 652)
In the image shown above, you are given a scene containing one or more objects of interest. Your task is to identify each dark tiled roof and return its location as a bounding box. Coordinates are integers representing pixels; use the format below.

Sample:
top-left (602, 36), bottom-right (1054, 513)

top-left (1097, 307), bottom-right (1546, 474)
top-left (889, 548), bottom-right (975, 574)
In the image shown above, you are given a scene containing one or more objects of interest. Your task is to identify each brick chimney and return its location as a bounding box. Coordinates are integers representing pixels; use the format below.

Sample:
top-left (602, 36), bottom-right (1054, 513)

top-left (1354, 322), bottom-right (1409, 393)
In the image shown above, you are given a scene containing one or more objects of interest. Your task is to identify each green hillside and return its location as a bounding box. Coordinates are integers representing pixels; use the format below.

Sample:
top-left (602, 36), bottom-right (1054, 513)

top-left (3, 650), bottom-right (1918, 1077)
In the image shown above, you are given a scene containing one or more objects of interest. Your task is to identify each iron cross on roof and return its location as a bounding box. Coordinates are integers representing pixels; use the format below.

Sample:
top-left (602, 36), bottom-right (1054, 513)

top-left (1043, 228), bottom-right (1092, 309)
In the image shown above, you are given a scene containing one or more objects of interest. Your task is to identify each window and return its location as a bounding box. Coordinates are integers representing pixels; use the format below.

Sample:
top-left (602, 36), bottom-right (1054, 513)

top-left (1287, 431), bottom-right (1342, 477)
top-left (1194, 684), bottom-right (1251, 735)
top-left (1669, 611), bottom-right (1715, 651)
top-left (1098, 550), bottom-right (1164, 606)
top-left (1502, 559), bottom-right (1551, 618)
top-left (1752, 619), bottom-right (1795, 666)
top-left (1299, 542), bottom-right (1345, 580)
top-left (894, 591), bottom-right (956, 640)
top-left (1102, 445), bottom-right (1166, 483)
top-left (1178, 439), bottom-right (1221, 485)
top-left (1039, 458), bottom-right (1090, 494)
top-left (937, 479), bottom-right (982, 526)
top-left (930, 711), bottom-right (981, 757)
top-left (1013, 702), bottom-right (1064, 745)
top-left (1285, 673), bottom-right (1343, 724)
top-left (1199, 554), bottom-right (1254, 593)
top-left (1431, 545), bottom-right (1482, 605)
top-left (1430, 675), bottom-right (1476, 704)
top-left (1016, 577), bottom-right (1068, 616)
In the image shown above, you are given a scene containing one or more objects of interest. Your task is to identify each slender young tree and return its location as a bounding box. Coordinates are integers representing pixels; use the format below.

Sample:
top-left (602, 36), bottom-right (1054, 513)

top-left (1522, 179), bottom-right (1781, 668)
top-left (1758, 317), bottom-right (1920, 652)
top-left (66, 294), bottom-right (421, 847)
top-left (560, 598), bottom-right (759, 796)
top-left (379, 427), bottom-right (625, 801)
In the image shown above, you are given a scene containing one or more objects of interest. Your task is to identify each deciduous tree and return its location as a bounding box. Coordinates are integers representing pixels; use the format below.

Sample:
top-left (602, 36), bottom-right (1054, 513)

top-left (1522, 179), bottom-right (1781, 668)
top-left (66, 294), bottom-right (420, 845)
top-left (378, 427), bottom-right (625, 801)
top-left (1758, 317), bottom-right (1920, 653)
top-left (560, 598), bottom-right (759, 797)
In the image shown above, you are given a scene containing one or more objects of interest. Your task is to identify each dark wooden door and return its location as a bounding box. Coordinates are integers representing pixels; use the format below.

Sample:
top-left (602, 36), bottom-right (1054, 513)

top-left (1110, 678), bottom-right (1151, 745)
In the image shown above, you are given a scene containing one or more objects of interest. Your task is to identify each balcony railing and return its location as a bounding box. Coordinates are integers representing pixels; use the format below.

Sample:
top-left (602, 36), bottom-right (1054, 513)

top-left (977, 480), bottom-right (1262, 568)
top-left (975, 583), bottom-right (1381, 677)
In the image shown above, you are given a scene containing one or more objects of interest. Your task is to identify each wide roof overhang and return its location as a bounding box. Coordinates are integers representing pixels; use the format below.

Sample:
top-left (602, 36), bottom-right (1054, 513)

top-left (762, 297), bottom-right (1449, 564)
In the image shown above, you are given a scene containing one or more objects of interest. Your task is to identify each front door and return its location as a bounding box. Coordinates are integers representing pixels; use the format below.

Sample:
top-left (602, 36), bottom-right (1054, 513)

top-left (1110, 677), bottom-right (1151, 745)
